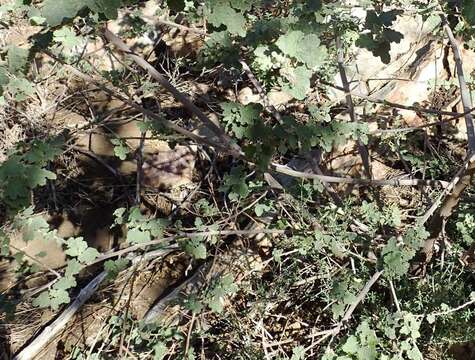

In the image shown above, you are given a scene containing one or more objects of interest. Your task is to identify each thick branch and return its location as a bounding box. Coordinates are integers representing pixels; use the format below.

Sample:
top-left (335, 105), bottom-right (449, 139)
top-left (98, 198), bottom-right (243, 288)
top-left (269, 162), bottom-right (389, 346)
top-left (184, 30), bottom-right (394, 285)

top-left (443, 18), bottom-right (475, 151)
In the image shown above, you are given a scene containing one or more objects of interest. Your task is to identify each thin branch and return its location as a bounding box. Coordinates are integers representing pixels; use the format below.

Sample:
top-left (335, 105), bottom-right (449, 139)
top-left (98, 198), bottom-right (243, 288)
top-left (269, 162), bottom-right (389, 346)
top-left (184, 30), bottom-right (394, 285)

top-left (239, 60), bottom-right (345, 205)
top-left (102, 28), bottom-right (242, 157)
top-left (419, 152), bottom-right (475, 263)
top-left (9, 244), bottom-right (62, 279)
top-left (184, 313), bottom-right (197, 357)
top-left (143, 262), bottom-right (211, 323)
top-left (321, 79), bottom-right (471, 118)
top-left (335, 36), bottom-right (372, 179)
top-left (442, 16), bottom-right (475, 151)
top-left (239, 60), bottom-right (283, 124)
top-left (90, 228), bottom-right (289, 266)
top-left (271, 163), bottom-right (449, 188)
top-left (70, 146), bottom-right (121, 177)
top-left (313, 270), bottom-right (384, 340)
top-left (389, 279), bottom-right (402, 313)
top-left (43, 50), bottom-right (232, 154)
top-left (426, 297), bottom-right (475, 318)
top-left (420, 152), bottom-right (475, 226)
top-left (135, 129), bottom-right (146, 205)
top-left (341, 270), bottom-right (384, 322)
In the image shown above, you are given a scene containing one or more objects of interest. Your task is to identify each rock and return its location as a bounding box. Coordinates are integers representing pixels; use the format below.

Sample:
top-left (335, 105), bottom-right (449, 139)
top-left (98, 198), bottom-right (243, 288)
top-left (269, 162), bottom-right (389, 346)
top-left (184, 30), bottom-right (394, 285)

top-left (237, 87), bottom-right (260, 105)
top-left (142, 145), bottom-right (196, 189)
top-left (268, 90), bottom-right (293, 107)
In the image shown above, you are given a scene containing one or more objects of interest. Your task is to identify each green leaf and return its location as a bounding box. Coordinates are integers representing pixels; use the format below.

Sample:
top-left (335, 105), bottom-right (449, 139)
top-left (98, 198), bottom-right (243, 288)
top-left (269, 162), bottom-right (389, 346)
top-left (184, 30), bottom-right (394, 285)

top-left (463, 0), bottom-right (475, 25)
top-left (113, 207), bottom-right (126, 225)
top-left (1, 233), bottom-right (9, 256)
top-left (208, 1), bottom-right (246, 36)
top-left (42, 0), bottom-right (121, 26)
top-left (290, 346), bottom-right (305, 360)
top-left (146, 218), bottom-right (169, 237)
top-left (22, 216), bottom-right (49, 242)
top-left (53, 276), bottom-right (77, 291)
top-left (0, 66), bottom-right (9, 93)
top-left (296, 34), bottom-right (327, 69)
top-left (276, 30), bottom-right (303, 57)
top-left (65, 237), bottom-right (88, 257)
top-left (426, 314), bottom-right (436, 324)
top-left (153, 342), bottom-right (168, 360)
top-left (181, 238), bottom-right (207, 259)
top-left (27, 166), bottom-right (57, 187)
top-left (32, 291), bottom-right (51, 308)
top-left (255, 203), bottom-right (271, 217)
top-left (78, 247), bottom-right (100, 264)
top-left (93, 0), bottom-right (121, 19)
top-left (65, 259), bottom-right (82, 277)
top-left (219, 166), bottom-right (249, 199)
top-left (49, 288), bottom-right (70, 309)
top-left (205, 274), bottom-right (237, 313)
top-left (406, 345), bottom-right (423, 360)
top-left (104, 258), bottom-right (129, 279)
top-left (282, 65), bottom-right (312, 100)
top-left (127, 228), bottom-right (151, 244)
top-left (41, 0), bottom-right (82, 26)
top-left (342, 335), bottom-right (359, 354)
top-left (53, 27), bottom-right (82, 49)
top-left (110, 138), bottom-right (129, 160)
top-left (6, 77), bottom-right (35, 101)
top-left (7, 46), bottom-right (29, 75)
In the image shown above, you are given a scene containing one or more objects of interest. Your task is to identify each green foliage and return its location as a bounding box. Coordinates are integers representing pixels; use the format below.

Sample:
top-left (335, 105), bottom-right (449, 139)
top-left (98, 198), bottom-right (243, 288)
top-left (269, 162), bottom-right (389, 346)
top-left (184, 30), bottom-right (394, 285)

top-left (104, 258), bottom-right (129, 279)
top-left (205, 0), bottom-right (250, 37)
top-left (110, 138), bottom-right (129, 160)
top-left (5, 0), bottom-right (475, 358)
top-left (326, 313), bottom-right (424, 360)
top-left (180, 236), bottom-right (207, 259)
top-left (381, 226), bottom-right (428, 279)
top-left (219, 166), bottom-right (249, 200)
top-left (41, 0), bottom-right (121, 26)
top-left (7, 45), bottom-right (30, 75)
top-left (356, 10), bottom-right (404, 64)
top-left (453, 203), bottom-right (475, 245)
top-left (0, 140), bottom-right (61, 212)
top-left (463, 0), bottom-right (475, 26)
top-left (187, 274), bottom-right (238, 313)
top-left (275, 30), bottom-right (327, 69)
top-left (53, 27), bottom-right (82, 50)
top-left (113, 206), bottom-right (170, 245)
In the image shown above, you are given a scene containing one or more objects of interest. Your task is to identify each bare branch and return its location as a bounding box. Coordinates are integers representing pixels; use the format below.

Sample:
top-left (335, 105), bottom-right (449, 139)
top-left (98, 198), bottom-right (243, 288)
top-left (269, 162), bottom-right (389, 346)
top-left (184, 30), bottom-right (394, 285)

top-left (321, 79), bottom-right (472, 118)
top-left (13, 248), bottom-right (176, 360)
top-left (335, 36), bottom-right (372, 179)
top-left (442, 17), bottom-right (475, 151)
top-left (43, 50), bottom-right (233, 154)
top-left (271, 163), bottom-right (449, 188)
top-left (13, 271), bottom-right (108, 360)
top-left (102, 28), bottom-right (243, 157)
